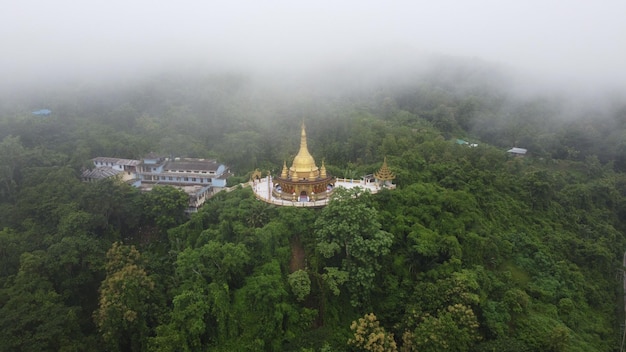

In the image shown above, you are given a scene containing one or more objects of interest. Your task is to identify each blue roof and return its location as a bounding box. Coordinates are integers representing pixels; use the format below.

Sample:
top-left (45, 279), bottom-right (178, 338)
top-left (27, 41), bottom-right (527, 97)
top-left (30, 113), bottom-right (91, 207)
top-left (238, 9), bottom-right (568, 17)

top-left (32, 109), bottom-right (51, 116)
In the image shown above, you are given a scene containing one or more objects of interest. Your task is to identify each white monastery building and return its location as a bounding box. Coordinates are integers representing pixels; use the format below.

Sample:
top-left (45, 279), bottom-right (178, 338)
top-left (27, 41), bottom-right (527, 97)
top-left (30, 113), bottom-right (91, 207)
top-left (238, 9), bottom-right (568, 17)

top-left (82, 154), bottom-right (230, 213)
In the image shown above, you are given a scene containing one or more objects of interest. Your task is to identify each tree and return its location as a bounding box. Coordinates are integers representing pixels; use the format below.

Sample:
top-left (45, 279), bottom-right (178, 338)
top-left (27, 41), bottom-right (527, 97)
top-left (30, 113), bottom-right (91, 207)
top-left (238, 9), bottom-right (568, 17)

top-left (0, 135), bottom-right (25, 203)
top-left (175, 240), bottom-right (250, 288)
top-left (218, 131), bottom-right (261, 173)
top-left (403, 304), bottom-right (480, 352)
top-left (0, 227), bottom-right (26, 278)
top-left (151, 286), bottom-right (211, 352)
top-left (94, 242), bottom-right (155, 352)
top-left (0, 251), bottom-right (86, 352)
top-left (231, 260), bottom-right (316, 350)
top-left (45, 231), bottom-right (107, 323)
top-left (348, 313), bottom-right (398, 352)
top-left (80, 178), bottom-right (142, 237)
top-left (142, 185), bottom-right (189, 234)
top-left (522, 170), bottom-right (555, 210)
top-left (15, 166), bottom-right (86, 232)
top-left (244, 200), bottom-right (275, 228)
top-left (315, 187), bottom-right (393, 306)
top-left (288, 269), bottom-right (311, 302)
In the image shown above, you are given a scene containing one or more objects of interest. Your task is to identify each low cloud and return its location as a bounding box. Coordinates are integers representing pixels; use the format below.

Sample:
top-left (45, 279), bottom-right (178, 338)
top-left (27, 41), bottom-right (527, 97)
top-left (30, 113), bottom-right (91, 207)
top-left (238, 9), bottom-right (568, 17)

top-left (1, 1), bottom-right (625, 93)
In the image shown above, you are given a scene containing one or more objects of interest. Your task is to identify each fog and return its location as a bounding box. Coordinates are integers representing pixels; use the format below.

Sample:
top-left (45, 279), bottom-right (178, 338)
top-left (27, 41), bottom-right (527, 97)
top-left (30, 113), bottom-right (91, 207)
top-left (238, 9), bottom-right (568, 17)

top-left (2, 1), bottom-right (625, 93)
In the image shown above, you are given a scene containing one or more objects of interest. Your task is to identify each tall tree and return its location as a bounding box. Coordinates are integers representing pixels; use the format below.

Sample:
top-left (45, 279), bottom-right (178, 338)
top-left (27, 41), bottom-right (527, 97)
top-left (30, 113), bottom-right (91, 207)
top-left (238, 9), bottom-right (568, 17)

top-left (348, 313), bottom-right (398, 352)
top-left (94, 242), bottom-right (155, 352)
top-left (0, 135), bottom-right (25, 203)
top-left (0, 251), bottom-right (85, 352)
top-left (315, 187), bottom-right (393, 307)
top-left (141, 185), bottom-right (189, 236)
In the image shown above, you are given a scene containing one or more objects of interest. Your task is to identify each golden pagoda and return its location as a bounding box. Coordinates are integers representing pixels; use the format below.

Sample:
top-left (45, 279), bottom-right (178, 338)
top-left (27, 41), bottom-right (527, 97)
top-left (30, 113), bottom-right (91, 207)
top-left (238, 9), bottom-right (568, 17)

top-left (374, 157), bottom-right (395, 188)
top-left (273, 123), bottom-right (335, 201)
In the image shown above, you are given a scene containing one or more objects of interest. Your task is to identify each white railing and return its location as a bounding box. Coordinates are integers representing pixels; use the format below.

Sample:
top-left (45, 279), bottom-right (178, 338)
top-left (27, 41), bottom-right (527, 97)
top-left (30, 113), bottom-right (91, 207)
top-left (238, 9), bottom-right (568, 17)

top-left (248, 176), bottom-right (394, 207)
top-left (253, 190), bottom-right (330, 207)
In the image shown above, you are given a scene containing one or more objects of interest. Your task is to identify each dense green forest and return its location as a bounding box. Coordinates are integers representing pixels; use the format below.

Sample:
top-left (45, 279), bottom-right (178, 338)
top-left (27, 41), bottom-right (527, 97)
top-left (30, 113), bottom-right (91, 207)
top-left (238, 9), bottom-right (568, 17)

top-left (1, 62), bottom-right (626, 351)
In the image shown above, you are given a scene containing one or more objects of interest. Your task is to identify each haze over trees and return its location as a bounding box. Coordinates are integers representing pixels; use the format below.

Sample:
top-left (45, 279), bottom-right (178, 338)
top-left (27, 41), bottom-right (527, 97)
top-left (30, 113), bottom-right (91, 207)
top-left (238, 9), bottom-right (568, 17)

top-left (1, 51), bottom-right (626, 352)
top-left (2, 0), bottom-right (626, 350)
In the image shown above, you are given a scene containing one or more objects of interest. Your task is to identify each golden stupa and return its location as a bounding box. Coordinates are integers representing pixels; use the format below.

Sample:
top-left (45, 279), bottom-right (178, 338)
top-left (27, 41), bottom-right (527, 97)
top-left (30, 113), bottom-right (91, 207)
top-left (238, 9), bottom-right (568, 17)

top-left (273, 123), bottom-right (335, 201)
top-left (374, 157), bottom-right (395, 187)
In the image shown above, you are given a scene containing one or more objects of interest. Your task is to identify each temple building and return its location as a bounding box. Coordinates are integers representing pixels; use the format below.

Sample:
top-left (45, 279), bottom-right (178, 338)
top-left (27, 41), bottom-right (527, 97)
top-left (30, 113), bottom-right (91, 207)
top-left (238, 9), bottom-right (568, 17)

top-left (83, 155), bottom-right (230, 213)
top-left (374, 157), bottom-right (396, 188)
top-left (272, 124), bottom-right (336, 202)
top-left (251, 124), bottom-right (394, 207)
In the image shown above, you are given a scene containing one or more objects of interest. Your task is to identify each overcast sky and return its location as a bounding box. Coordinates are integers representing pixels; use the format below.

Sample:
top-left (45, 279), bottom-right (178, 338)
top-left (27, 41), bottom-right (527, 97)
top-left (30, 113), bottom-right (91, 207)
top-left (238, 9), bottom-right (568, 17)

top-left (2, 1), bottom-right (625, 89)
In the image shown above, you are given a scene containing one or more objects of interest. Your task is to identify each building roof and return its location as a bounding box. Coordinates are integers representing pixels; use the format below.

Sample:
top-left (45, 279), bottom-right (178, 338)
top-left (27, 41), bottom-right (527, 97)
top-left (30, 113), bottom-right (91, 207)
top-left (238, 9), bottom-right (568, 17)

top-left (216, 171), bottom-right (232, 180)
top-left (93, 157), bottom-right (140, 166)
top-left (32, 109), bottom-right (51, 116)
top-left (164, 158), bottom-right (221, 172)
top-left (82, 167), bottom-right (123, 179)
top-left (507, 147), bottom-right (527, 155)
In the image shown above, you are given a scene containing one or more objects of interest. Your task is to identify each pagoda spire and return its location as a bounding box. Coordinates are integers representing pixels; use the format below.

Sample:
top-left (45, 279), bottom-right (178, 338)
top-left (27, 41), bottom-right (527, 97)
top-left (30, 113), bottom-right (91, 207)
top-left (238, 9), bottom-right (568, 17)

top-left (281, 161), bottom-right (288, 179)
top-left (290, 122), bottom-right (318, 177)
top-left (299, 122), bottom-right (308, 154)
top-left (374, 157), bottom-right (395, 181)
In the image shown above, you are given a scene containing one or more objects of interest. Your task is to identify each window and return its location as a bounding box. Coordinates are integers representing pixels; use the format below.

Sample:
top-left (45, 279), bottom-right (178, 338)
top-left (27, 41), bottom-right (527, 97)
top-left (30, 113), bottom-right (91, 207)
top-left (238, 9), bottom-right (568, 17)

top-left (192, 178), bottom-right (196, 182)
top-left (168, 177), bottom-right (173, 181)
top-left (184, 177), bottom-right (189, 181)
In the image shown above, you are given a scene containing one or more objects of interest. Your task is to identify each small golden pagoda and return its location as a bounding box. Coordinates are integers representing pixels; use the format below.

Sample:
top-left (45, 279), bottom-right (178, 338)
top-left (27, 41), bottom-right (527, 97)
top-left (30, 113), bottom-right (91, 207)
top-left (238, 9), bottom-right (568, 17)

top-left (374, 157), bottom-right (396, 188)
top-left (273, 123), bottom-right (335, 201)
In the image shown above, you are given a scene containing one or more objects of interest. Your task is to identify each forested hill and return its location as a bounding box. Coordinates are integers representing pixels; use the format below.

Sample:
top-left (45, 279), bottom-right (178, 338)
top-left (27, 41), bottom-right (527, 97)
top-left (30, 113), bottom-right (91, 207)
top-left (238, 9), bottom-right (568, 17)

top-left (1, 63), bottom-right (626, 351)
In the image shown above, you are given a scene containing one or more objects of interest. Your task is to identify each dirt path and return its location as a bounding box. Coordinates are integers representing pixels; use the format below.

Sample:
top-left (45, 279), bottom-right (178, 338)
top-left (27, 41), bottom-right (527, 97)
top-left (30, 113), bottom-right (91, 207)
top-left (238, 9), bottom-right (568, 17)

top-left (290, 236), bottom-right (306, 273)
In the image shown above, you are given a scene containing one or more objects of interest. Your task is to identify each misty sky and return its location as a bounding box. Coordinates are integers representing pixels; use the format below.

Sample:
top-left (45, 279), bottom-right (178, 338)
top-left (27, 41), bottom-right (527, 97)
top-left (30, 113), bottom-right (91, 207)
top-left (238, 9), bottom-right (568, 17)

top-left (2, 1), bottom-right (625, 88)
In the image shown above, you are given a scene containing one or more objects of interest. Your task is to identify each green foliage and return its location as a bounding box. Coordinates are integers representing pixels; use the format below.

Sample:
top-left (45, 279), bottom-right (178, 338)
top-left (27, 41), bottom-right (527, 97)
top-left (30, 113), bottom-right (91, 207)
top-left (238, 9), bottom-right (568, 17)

top-left (315, 187), bottom-right (393, 307)
top-left (322, 267), bottom-right (350, 296)
top-left (218, 131), bottom-right (262, 173)
top-left (405, 304), bottom-right (480, 352)
top-left (0, 251), bottom-right (86, 352)
top-left (348, 313), bottom-right (397, 352)
top-left (175, 240), bottom-right (251, 287)
top-left (0, 228), bottom-right (26, 278)
top-left (94, 242), bottom-right (156, 352)
top-left (289, 269), bottom-right (312, 302)
top-left (151, 286), bottom-right (212, 351)
top-left (79, 178), bottom-right (143, 238)
top-left (231, 260), bottom-right (316, 351)
top-left (142, 185), bottom-right (189, 232)
top-left (1, 67), bottom-right (626, 352)
top-left (0, 135), bottom-right (26, 203)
